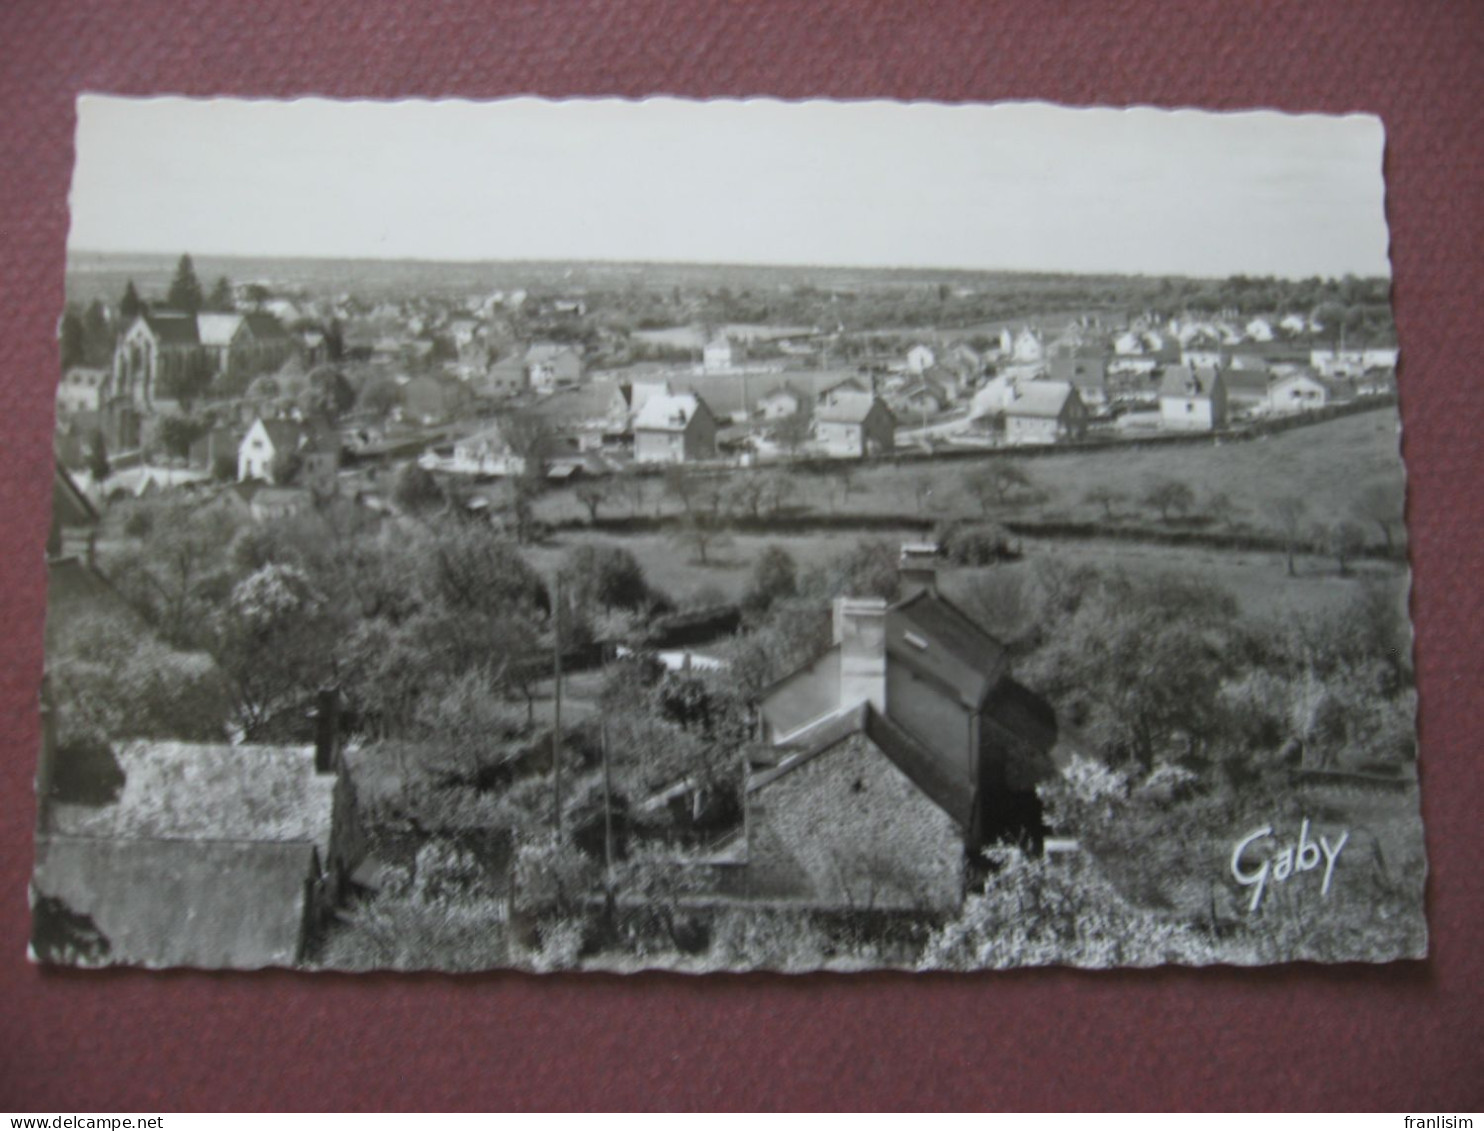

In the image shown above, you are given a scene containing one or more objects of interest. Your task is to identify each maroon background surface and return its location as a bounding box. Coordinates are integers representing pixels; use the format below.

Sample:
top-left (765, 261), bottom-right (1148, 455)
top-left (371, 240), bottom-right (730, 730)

top-left (2, 0), bottom-right (1481, 1112)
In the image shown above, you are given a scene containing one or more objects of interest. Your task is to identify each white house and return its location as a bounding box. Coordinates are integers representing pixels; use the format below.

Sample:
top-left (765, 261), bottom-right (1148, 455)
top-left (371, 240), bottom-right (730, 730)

top-left (758, 383), bottom-right (805, 421)
top-left (633, 393), bottom-right (718, 464)
top-left (1011, 327), bottom-right (1045, 363)
top-left (1268, 372), bottom-right (1340, 415)
top-left (703, 335), bottom-right (739, 373)
top-left (1158, 366), bottom-right (1228, 432)
top-left (1245, 318), bottom-right (1275, 342)
top-left (906, 344), bottom-right (936, 374)
top-left (1003, 381), bottom-right (1087, 446)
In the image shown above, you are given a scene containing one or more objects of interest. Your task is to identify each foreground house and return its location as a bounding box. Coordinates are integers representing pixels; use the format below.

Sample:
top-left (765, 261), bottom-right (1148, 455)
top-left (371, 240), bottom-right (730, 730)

top-left (745, 549), bottom-right (1062, 911)
top-left (633, 392), bottom-right (718, 464)
top-left (32, 696), bottom-right (359, 969)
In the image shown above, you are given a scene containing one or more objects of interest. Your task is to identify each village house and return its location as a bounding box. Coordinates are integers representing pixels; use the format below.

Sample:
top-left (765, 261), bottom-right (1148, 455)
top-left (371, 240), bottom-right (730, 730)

top-left (55, 367), bottom-right (108, 420)
top-left (1221, 365), bottom-right (1274, 415)
top-left (905, 343), bottom-right (936, 374)
top-left (1003, 380), bottom-right (1087, 446)
top-left (1268, 372), bottom-right (1348, 415)
top-left (32, 718), bottom-right (359, 969)
top-left (1047, 353), bottom-right (1109, 409)
top-left (894, 379), bottom-right (949, 419)
top-left (632, 392), bottom-right (718, 464)
top-left (1245, 317), bottom-right (1275, 342)
top-left (758, 383), bottom-right (805, 421)
top-left (743, 548), bottom-right (1062, 911)
top-left (238, 417), bottom-right (340, 490)
top-left (1158, 365), bottom-right (1229, 431)
top-left (814, 389), bottom-right (896, 459)
top-left (703, 335), bottom-right (741, 373)
top-left (526, 342), bottom-right (583, 392)
top-left (450, 420), bottom-right (526, 476)
top-left (1113, 330), bottom-right (1145, 356)
top-left (1011, 326), bottom-right (1045, 363)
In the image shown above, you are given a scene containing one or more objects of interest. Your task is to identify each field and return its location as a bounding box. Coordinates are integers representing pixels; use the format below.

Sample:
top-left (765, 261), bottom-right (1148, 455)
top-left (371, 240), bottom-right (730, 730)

top-left (535, 408), bottom-right (1407, 542)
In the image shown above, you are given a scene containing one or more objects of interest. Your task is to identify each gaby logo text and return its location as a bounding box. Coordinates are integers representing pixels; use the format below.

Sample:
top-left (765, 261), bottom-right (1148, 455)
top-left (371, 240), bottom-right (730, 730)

top-left (1230, 818), bottom-right (1348, 912)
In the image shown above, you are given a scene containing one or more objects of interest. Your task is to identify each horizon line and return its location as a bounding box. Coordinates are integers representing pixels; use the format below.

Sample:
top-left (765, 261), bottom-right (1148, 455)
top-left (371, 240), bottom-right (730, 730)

top-left (65, 248), bottom-right (1389, 286)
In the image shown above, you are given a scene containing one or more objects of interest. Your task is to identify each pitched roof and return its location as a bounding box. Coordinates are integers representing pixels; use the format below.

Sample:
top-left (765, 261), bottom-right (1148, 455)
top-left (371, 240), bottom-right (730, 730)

top-left (1005, 380), bottom-right (1077, 419)
top-left (1159, 365), bottom-right (1224, 399)
top-left (634, 392), bottom-right (708, 432)
top-left (141, 312), bottom-right (200, 346)
top-left (1047, 354), bottom-right (1107, 390)
top-left (886, 591), bottom-right (1010, 709)
top-left (816, 389), bottom-right (883, 424)
top-left (241, 312), bottom-right (292, 341)
top-left (759, 382), bottom-right (804, 404)
top-left (48, 740), bottom-right (335, 855)
top-left (196, 312), bottom-right (245, 347)
top-left (32, 836), bottom-right (317, 969)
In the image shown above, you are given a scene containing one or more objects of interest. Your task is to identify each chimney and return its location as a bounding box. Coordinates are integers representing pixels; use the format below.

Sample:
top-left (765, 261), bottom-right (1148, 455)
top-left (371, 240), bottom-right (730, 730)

top-left (313, 686), bottom-right (341, 775)
top-left (899, 542), bottom-right (941, 600)
top-left (832, 596), bottom-right (887, 711)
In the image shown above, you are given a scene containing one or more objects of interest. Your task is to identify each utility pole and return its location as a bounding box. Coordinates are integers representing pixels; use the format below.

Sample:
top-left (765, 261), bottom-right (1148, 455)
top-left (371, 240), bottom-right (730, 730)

top-left (601, 719), bottom-right (615, 883)
top-left (551, 573), bottom-right (563, 838)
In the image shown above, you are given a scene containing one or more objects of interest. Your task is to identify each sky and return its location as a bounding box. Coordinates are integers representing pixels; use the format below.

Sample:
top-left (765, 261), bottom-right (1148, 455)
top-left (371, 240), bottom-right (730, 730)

top-left (68, 96), bottom-right (1392, 279)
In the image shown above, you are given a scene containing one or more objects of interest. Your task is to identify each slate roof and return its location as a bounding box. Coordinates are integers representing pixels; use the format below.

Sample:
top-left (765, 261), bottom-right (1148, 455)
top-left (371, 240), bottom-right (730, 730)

top-left (887, 590), bottom-right (1010, 710)
top-left (48, 740), bottom-right (335, 856)
top-left (32, 836), bottom-right (317, 969)
top-left (242, 312), bottom-right (292, 341)
top-left (141, 312), bottom-right (200, 346)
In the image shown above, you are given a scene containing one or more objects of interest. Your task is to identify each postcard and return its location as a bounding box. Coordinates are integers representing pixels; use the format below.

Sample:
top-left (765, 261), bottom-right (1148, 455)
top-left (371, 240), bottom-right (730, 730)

top-left (34, 96), bottom-right (1422, 971)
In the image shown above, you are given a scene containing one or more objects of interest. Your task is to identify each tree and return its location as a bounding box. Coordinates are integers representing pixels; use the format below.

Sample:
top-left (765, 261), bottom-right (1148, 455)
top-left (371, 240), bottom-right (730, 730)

top-left (59, 309), bottom-right (88, 369)
top-left (573, 480), bottom-right (609, 525)
top-left (393, 463), bottom-right (445, 515)
top-left (86, 430), bottom-right (111, 486)
top-left (964, 461), bottom-right (1032, 515)
top-left (207, 276), bottom-right (235, 313)
top-left (742, 545), bottom-right (798, 622)
top-left (773, 408), bottom-right (813, 456)
top-left (357, 375), bottom-right (402, 418)
top-left (158, 415), bottom-right (208, 461)
top-left (670, 510), bottom-right (732, 567)
top-left (83, 300), bottom-right (113, 365)
top-left (1142, 478), bottom-right (1196, 523)
top-left (1270, 495), bottom-right (1309, 577)
top-left (562, 544), bottom-right (650, 613)
top-left (119, 280), bottom-right (143, 323)
top-left (1317, 520), bottom-right (1367, 577)
top-left (1353, 481), bottom-right (1404, 555)
top-left (166, 253), bottom-right (205, 314)
top-left (1084, 484), bottom-right (1125, 521)
top-left (306, 366), bottom-right (356, 422)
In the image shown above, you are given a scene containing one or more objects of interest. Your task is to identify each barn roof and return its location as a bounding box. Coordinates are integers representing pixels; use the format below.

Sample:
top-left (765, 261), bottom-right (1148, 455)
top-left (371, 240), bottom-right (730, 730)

top-left (242, 312), bottom-right (292, 341)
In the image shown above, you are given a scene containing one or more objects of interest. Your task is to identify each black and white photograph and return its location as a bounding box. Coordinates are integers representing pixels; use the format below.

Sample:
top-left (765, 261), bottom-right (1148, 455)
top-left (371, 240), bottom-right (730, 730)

top-left (34, 95), bottom-right (1424, 973)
